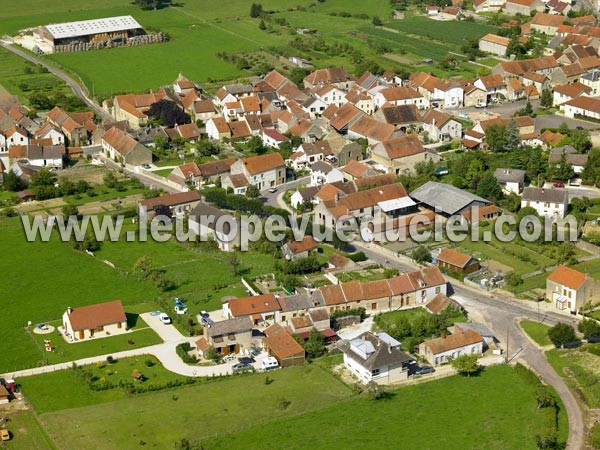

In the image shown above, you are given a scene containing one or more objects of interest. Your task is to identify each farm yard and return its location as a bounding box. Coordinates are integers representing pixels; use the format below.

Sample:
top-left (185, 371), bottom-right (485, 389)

top-left (0, 0), bottom-right (500, 98)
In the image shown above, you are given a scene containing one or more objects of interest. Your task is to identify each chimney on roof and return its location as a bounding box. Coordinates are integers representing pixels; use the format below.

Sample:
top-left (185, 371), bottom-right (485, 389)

top-left (67, 307), bottom-right (73, 315)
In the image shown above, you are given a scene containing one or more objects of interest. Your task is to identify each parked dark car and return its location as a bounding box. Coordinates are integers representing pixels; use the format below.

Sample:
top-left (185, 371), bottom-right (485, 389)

top-left (413, 366), bottom-right (435, 375)
top-left (238, 357), bottom-right (255, 365)
top-left (232, 363), bottom-right (254, 373)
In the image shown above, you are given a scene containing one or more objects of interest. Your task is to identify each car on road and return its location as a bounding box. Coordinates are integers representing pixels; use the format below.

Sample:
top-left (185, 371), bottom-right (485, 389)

top-left (141, 163), bottom-right (151, 169)
top-left (159, 313), bottom-right (172, 324)
top-left (576, 126), bottom-right (584, 130)
top-left (232, 363), bottom-right (254, 373)
top-left (553, 182), bottom-right (565, 188)
top-left (268, 187), bottom-right (278, 193)
top-left (238, 356), bottom-right (255, 365)
top-left (413, 365), bottom-right (435, 375)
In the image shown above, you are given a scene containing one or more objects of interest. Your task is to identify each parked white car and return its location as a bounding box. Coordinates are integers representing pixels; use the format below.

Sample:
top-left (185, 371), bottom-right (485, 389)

top-left (159, 313), bottom-right (172, 324)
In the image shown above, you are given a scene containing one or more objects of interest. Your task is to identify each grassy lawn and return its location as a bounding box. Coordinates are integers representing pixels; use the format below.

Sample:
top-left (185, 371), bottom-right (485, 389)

top-left (150, 168), bottom-right (173, 178)
top-left (201, 365), bottom-right (567, 450)
top-left (26, 316), bottom-right (162, 367)
top-left (19, 356), bottom-right (190, 413)
top-left (0, 216), bottom-right (159, 373)
top-left (3, 411), bottom-right (57, 450)
top-left (546, 344), bottom-right (600, 408)
top-left (37, 365), bottom-right (352, 449)
top-left (95, 237), bottom-right (276, 312)
top-left (520, 320), bottom-right (551, 346)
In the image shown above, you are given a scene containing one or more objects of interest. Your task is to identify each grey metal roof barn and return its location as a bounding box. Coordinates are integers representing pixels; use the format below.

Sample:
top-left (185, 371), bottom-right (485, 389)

top-left (42, 16), bottom-right (143, 40)
top-left (409, 181), bottom-right (491, 216)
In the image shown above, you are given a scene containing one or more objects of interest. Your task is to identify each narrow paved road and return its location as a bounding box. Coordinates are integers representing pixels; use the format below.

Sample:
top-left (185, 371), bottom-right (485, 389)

top-left (358, 242), bottom-right (584, 450)
top-left (0, 41), bottom-right (113, 122)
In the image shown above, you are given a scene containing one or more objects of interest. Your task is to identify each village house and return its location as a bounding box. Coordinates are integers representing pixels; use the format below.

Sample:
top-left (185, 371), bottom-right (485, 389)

top-left (493, 168), bottom-right (526, 194)
top-left (560, 96), bottom-right (600, 120)
top-left (549, 146), bottom-right (588, 175)
top-left (8, 143), bottom-right (64, 169)
top-left (137, 190), bottom-right (202, 221)
top-left (521, 187), bottom-right (568, 218)
top-left (62, 300), bottom-right (128, 341)
top-left (530, 13), bottom-right (566, 36)
top-left (224, 153), bottom-right (286, 191)
top-left (375, 104), bottom-right (423, 133)
top-left (375, 86), bottom-right (429, 109)
top-left (263, 323), bottom-right (306, 367)
top-left (168, 158), bottom-right (236, 189)
top-left (546, 265), bottom-right (600, 314)
top-left (47, 106), bottom-right (94, 146)
top-left (290, 185), bottom-right (320, 210)
top-left (108, 91), bottom-right (168, 129)
top-left (474, 0), bottom-right (504, 12)
top-left (436, 247), bottom-right (481, 276)
top-left (188, 202), bottom-right (242, 251)
top-left (34, 122), bottom-right (65, 146)
top-left (421, 109), bottom-right (462, 142)
top-left (223, 293), bottom-right (281, 325)
top-left (303, 67), bottom-right (354, 90)
top-left (504, 0), bottom-right (544, 16)
top-left (197, 317), bottom-right (253, 356)
top-left (463, 84), bottom-right (488, 107)
top-left (309, 161), bottom-right (344, 186)
top-left (474, 74), bottom-right (507, 102)
top-left (100, 127), bottom-right (152, 166)
top-left (371, 135), bottom-right (440, 175)
top-left (206, 117), bottom-right (232, 141)
top-left (479, 34), bottom-right (509, 56)
top-left (552, 83), bottom-right (592, 106)
top-left (419, 326), bottom-right (483, 365)
top-left (260, 128), bottom-right (290, 149)
top-left (282, 236), bottom-right (319, 260)
top-left (339, 332), bottom-right (414, 384)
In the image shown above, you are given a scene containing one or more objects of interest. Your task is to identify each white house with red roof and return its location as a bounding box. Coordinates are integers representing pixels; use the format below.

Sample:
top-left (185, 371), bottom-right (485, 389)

top-left (260, 128), bottom-right (290, 149)
top-left (546, 265), bottom-right (600, 313)
top-left (62, 300), bottom-right (127, 341)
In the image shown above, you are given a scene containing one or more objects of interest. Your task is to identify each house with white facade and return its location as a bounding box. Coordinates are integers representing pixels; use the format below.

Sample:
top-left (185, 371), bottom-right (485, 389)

top-left (339, 332), bottom-right (414, 384)
top-left (521, 187), bottom-right (568, 218)
top-left (493, 168), bottom-right (526, 194)
top-left (421, 109), bottom-right (462, 142)
top-left (419, 326), bottom-right (483, 365)
top-left (226, 153), bottom-right (286, 191)
top-left (260, 128), bottom-right (290, 149)
top-left (62, 300), bottom-right (127, 341)
top-left (310, 161), bottom-right (344, 186)
top-left (546, 265), bottom-right (600, 314)
top-left (561, 96), bottom-right (600, 120)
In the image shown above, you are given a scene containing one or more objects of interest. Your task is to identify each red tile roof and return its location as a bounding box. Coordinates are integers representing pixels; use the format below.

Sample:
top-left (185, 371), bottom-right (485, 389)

top-left (547, 265), bottom-right (588, 290)
top-left (66, 300), bottom-right (126, 331)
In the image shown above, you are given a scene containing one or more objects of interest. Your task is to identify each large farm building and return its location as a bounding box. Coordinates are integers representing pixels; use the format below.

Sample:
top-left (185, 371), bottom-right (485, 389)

top-left (33, 16), bottom-right (146, 53)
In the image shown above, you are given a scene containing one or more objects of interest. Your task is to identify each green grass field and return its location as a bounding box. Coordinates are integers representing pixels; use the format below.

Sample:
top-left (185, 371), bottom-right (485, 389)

top-left (0, 216), bottom-right (159, 373)
top-left (37, 365), bottom-right (352, 449)
top-left (3, 411), bottom-right (57, 450)
top-left (0, 0), bottom-right (498, 97)
top-left (520, 320), bottom-right (552, 346)
top-left (546, 344), bottom-right (600, 408)
top-left (201, 365), bottom-right (567, 450)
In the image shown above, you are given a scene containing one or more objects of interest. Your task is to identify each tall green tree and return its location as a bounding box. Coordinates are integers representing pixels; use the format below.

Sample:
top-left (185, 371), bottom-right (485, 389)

top-left (249, 3), bottom-right (263, 17)
top-left (540, 89), bottom-right (553, 108)
top-left (548, 152), bottom-right (574, 181)
top-left (570, 129), bottom-right (592, 153)
top-left (4, 170), bottom-right (22, 192)
top-left (476, 171), bottom-right (503, 202)
top-left (451, 354), bottom-right (479, 377)
top-left (484, 124), bottom-right (506, 152)
top-left (547, 323), bottom-right (576, 348)
top-left (504, 119), bottom-right (520, 152)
